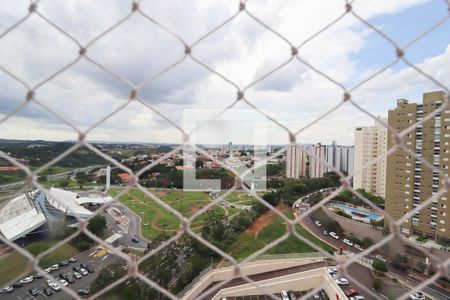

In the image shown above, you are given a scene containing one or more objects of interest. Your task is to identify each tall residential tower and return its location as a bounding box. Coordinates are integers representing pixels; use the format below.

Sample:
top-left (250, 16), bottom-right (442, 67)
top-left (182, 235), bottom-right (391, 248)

top-left (353, 118), bottom-right (388, 198)
top-left (385, 91), bottom-right (449, 242)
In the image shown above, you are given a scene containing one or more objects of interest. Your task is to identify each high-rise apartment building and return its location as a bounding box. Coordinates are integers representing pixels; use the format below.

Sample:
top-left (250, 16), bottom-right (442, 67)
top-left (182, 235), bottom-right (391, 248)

top-left (286, 144), bottom-right (307, 179)
top-left (353, 118), bottom-right (388, 198)
top-left (385, 91), bottom-right (449, 242)
top-left (325, 141), bottom-right (355, 176)
top-left (308, 143), bottom-right (327, 179)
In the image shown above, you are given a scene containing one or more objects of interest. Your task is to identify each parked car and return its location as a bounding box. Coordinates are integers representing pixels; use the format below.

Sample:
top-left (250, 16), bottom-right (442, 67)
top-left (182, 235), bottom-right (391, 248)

top-left (44, 287), bottom-right (55, 296)
top-left (59, 260), bottom-right (69, 267)
top-left (77, 288), bottom-right (90, 295)
top-left (335, 278), bottom-right (349, 285)
top-left (68, 257), bottom-right (78, 263)
top-left (48, 281), bottom-right (61, 291)
top-left (20, 276), bottom-right (33, 284)
top-left (73, 265), bottom-right (82, 273)
top-left (85, 266), bottom-right (95, 273)
top-left (280, 290), bottom-right (290, 300)
top-left (59, 273), bottom-right (67, 280)
top-left (409, 292), bottom-right (425, 300)
top-left (330, 232), bottom-right (339, 239)
top-left (132, 236), bottom-right (140, 243)
top-left (73, 272), bottom-right (82, 279)
top-left (50, 264), bottom-right (59, 271)
top-left (1, 286), bottom-right (13, 293)
top-left (66, 276), bottom-right (75, 284)
top-left (343, 239), bottom-right (354, 247)
top-left (349, 296), bottom-right (365, 300)
top-left (354, 244), bottom-right (364, 251)
top-left (29, 288), bottom-right (39, 296)
top-left (80, 268), bottom-right (88, 276)
top-left (327, 267), bottom-right (338, 275)
top-left (323, 230), bottom-right (328, 236)
top-left (44, 267), bottom-right (52, 273)
top-left (59, 279), bottom-right (68, 287)
top-left (344, 288), bottom-right (359, 297)
top-left (11, 282), bottom-right (22, 288)
top-left (375, 255), bottom-right (387, 262)
top-left (315, 220), bottom-right (322, 227)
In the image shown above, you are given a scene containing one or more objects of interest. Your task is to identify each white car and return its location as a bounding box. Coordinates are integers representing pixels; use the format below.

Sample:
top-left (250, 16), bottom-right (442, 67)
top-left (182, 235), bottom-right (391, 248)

top-left (315, 220), bottom-right (322, 227)
top-left (323, 230), bottom-right (328, 236)
top-left (50, 264), bottom-right (59, 271)
top-left (335, 278), bottom-right (349, 285)
top-left (330, 232), bottom-right (339, 239)
top-left (1, 286), bottom-right (13, 293)
top-left (44, 267), bottom-right (52, 273)
top-left (409, 292), bottom-right (425, 300)
top-left (343, 239), bottom-right (354, 247)
top-left (73, 272), bottom-right (82, 279)
top-left (327, 267), bottom-right (338, 274)
top-left (47, 281), bottom-right (61, 291)
top-left (19, 276), bottom-right (33, 284)
top-left (354, 244), bottom-right (364, 251)
top-left (80, 268), bottom-right (88, 276)
top-left (375, 255), bottom-right (387, 262)
top-left (349, 296), bottom-right (365, 300)
top-left (281, 290), bottom-right (290, 300)
top-left (59, 279), bottom-right (68, 287)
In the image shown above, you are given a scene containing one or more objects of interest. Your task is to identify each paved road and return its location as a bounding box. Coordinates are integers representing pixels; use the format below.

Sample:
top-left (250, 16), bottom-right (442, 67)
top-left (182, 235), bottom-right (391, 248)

top-left (294, 194), bottom-right (450, 300)
top-left (102, 203), bottom-right (147, 248)
top-left (0, 247), bottom-right (122, 299)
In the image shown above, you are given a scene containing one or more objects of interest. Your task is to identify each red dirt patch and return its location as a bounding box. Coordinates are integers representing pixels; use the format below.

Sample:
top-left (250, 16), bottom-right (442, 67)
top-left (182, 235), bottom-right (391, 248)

top-left (244, 204), bottom-right (289, 237)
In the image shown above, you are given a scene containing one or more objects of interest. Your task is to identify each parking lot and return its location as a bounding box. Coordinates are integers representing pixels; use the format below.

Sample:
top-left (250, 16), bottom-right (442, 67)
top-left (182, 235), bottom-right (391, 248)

top-left (0, 247), bottom-right (121, 299)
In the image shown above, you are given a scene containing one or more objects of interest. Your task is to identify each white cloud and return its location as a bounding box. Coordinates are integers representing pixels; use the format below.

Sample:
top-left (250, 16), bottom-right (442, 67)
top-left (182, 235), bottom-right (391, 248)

top-left (0, 0), bottom-right (448, 145)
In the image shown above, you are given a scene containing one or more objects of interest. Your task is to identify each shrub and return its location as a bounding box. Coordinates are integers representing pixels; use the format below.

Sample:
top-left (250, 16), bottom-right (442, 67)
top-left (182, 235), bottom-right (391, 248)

top-left (373, 260), bottom-right (388, 273)
top-left (373, 278), bottom-right (382, 292)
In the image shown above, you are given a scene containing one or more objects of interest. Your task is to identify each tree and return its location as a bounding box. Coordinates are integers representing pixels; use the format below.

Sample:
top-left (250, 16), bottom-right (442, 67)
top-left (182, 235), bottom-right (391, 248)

top-left (87, 215), bottom-right (107, 236)
top-left (373, 260), bottom-right (388, 273)
top-left (90, 264), bottom-right (127, 294)
top-left (59, 179), bottom-right (70, 188)
top-left (373, 278), bottom-right (382, 292)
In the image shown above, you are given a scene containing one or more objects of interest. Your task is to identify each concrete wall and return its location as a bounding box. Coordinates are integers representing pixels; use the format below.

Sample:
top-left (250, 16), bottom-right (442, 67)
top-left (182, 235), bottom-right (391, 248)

top-left (181, 257), bottom-right (326, 300)
top-left (211, 268), bottom-right (346, 300)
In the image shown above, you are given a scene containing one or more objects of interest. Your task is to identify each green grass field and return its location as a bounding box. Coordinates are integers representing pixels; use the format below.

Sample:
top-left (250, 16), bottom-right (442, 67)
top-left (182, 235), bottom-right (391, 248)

top-left (111, 188), bottom-right (230, 239)
top-left (0, 241), bottom-right (80, 286)
top-left (227, 209), bottom-right (333, 259)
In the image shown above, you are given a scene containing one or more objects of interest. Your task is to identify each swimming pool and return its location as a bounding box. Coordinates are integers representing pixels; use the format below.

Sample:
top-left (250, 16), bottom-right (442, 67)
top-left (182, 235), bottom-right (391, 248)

top-left (331, 203), bottom-right (382, 220)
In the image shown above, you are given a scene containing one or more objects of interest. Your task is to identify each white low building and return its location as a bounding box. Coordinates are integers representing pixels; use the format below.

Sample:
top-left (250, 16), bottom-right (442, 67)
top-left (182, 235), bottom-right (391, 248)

top-left (0, 193), bottom-right (47, 241)
top-left (47, 187), bottom-right (114, 218)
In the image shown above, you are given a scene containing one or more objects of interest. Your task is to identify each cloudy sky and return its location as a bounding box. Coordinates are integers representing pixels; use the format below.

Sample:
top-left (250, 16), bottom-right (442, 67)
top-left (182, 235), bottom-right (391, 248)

top-left (0, 0), bottom-right (449, 146)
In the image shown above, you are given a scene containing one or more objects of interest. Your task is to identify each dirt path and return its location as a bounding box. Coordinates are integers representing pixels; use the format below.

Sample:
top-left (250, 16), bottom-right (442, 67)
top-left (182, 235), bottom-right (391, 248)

top-left (244, 204), bottom-right (289, 237)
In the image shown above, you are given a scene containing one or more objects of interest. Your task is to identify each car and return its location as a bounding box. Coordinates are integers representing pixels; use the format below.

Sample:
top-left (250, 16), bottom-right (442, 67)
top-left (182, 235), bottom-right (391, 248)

top-left (85, 265), bottom-right (95, 273)
top-left (131, 236), bottom-right (140, 243)
top-left (59, 279), bottom-right (68, 286)
top-left (50, 264), bottom-right (59, 271)
top-left (323, 229), bottom-right (328, 236)
top-left (343, 239), bottom-right (354, 247)
top-left (44, 287), bottom-right (55, 296)
top-left (68, 257), bottom-right (78, 263)
top-left (11, 282), bottom-right (22, 288)
top-left (288, 291), bottom-right (297, 300)
top-left (28, 288), bottom-right (39, 296)
top-left (330, 232), bottom-right (339, 239)
top-left (20, 276), bottom-right (33, 284)
top-left (73, 265), bottom-right (82, 273)
top-left (376, 255), bottom-right (387, 262)
top-left (349, 296), bottom-right (365, 300)
top-left (44, 267), bottom-right (52, 273)
top-left (73, 272), bottom-right (82, 279)
top-left (66, 276), bottom-right (75, 284)
top-left (315, 220), bottom-right (322, 227)
top-left (80, 268), bottom-right (88, 276)
top-left (1, 286), bottom-right (13, 293)
top-left (344, 288), bottom-right (359, 297)
top-left (327, 267), bottom-right (338, 274)
top-left (59, 273), bottom-right (67, 280)
top-left (59, 260), bottom-right (69, 266)
top-left (335, 278), bottom-right (349, 285)
top-left (409, 292), bottom-right (425, 300)
top-left (49, 281), bottom-right (61, 291)
top-left (354, 244), bottom-right (364, 251)
top-left (77, 288), bottom-right (90, 295)
top-left (280, 290), bottom-right (290, 300)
